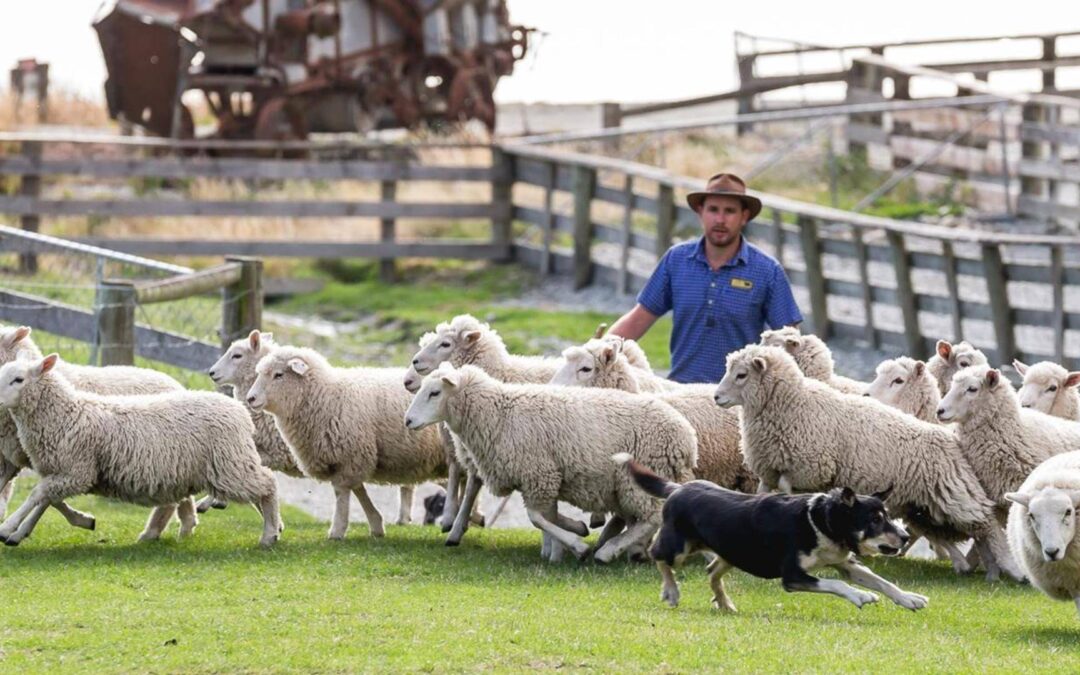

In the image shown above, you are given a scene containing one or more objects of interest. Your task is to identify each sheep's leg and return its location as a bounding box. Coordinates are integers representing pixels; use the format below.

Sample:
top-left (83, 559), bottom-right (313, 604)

top-left (707, 557), bottom-right (737, 613)
top-left (328, 486), bottom-right (351, 540)
top-left (439, 461), bottom-right (462, 531)
top-left (257, 493), bottom-right (280, 547)
top-left (547, 539), bottom-right (565, 563)
top-left (553, 512), bottom-right (589, 537)
top-left (594, 520), bottom-right (657, 564)
top-left (139, 504), bottom-right (177, 542)
top-left (352, 484), bottom-right (385, 538)
top-left (446, 470), bottom-right (482, 546)
top-left (396, 485), bottom-right (414, 525)
top-left (973, 538), bottom-right (1002, 582)
top-left (177, 497), bottom-right (198, 538)
top-left (540, 532), bottom-right (552, 560)
top-left (485, 494), bottom-right (512, 528)
top-left (0, 477), bottom-right (83, 545)
top-left (0, 459), bottom-right (20, 519)
top-left (1073, 594), bottom-right (1080, 618)
top-left (964, 544), bottom-right (982, 571)
top-left (980, 528), bottom-right (1026, 582)
top-left (899, 533), bottom-right (921, 556)
top-left (834, 560), bottom-right (929, 611)
top-left (5, 500), bottom-right (49, 546)
top-left (0, 483), bottom-right (50, 541)
top-left (526, 507), bottom-right (590, 560)
top-left (594, 515), bottom-right (626, 550)
top-left (777, 474), bottom-right (794, 495)
top-left (939, 540), bottom-right (972, 574)
top-left (195, 494), bottom-right (228, 513)
top-left (52, 501), bottom-right (96, 531)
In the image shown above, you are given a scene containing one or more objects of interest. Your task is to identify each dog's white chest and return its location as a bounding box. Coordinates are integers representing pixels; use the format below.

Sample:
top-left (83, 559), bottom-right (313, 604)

top-left (799, 535), bottom-right (851, 570)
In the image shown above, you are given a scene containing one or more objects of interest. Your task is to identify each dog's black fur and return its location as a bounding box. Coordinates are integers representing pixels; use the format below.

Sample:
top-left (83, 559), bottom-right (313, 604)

top-left (625, 458), bottom-right (926, 611)
top-left (423, 491), bottom-right (446, 526)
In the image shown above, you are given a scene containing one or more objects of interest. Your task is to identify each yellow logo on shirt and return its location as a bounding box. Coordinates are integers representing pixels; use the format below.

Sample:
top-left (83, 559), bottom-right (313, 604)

top-left (731, 278), bottom-right (753, 290)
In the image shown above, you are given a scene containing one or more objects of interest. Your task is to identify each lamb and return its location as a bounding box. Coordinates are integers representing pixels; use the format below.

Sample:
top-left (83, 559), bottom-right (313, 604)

top-left (551, 338), bottom-right (754, 492)
top-left (927, 340), bottom-right (988, 396)
top-left (1013, 360), bottom-right (1080, 420)
top-left (1005, 451), bottom-right (1080, 617)
top-left (404, 362), bottom-right (698, 563)
top-left (0, 325), bottom-right (191, 541)
top-left (0, 354), bottom-right (280, 547)
top-left (247, 346), bottom-right (447, 539)
top-left (759, 326), bottom-right (865, 395)
top-left (714, 345), bottom-right (1023, 581)
top-left (865, 357), bottom-right (941, 424)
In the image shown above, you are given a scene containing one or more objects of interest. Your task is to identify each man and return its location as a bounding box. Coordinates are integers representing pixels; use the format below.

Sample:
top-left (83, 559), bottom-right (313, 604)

top-left (607, 173), bottom-right (802, 383)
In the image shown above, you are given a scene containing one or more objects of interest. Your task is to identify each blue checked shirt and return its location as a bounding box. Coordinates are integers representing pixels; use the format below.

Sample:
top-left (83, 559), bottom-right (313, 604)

top-left (637, 236), bottom-right (803, 383)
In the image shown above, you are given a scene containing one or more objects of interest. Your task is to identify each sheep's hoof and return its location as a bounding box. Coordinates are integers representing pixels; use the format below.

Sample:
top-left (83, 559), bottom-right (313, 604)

top-left (589, 513), bottom-right (607, 529)
top-left (259, 535), bottom-right (278, 548)
top-left (88, 518), bottom-right (96, 531)
top-left (445, 538), bottom-right (461, 547)
top-left (3, 536), bottom-right (20, 547)
top-left (212, 501), bottom-right (228, 511)
top-left (440, 522), bottom-right (454, 534)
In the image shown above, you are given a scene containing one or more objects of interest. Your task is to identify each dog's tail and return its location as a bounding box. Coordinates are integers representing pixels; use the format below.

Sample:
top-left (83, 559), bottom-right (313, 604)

top-left (613, 453), bottom-right (679, 499)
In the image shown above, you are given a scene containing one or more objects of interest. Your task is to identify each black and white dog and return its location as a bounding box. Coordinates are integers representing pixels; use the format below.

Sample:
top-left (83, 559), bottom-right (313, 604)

top-left (620, 456), bottom-right (929, 613)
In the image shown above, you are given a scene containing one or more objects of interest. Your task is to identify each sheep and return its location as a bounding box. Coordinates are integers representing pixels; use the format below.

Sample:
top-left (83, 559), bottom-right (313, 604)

top-left (404, 362), bottom-right (698, 563)
top-left (1005, 451), bottom-right (1080, 617)
top-left (0, 325), bottom-right (191, 541)
top-left (866, 357), bottom-right (941, 424)
top-left (927, 340), bottom-right (988, 397)
top-left (551, 338), bottom-right (754, 492)
top-left (0, 354), bottom-right (280, 547)
top-left (247, 346), bottom-right (447, 539)
top-left (714, 345), bottom-right (1023, 581)
top-left (759, 326), bottom-right (865, 395)
top-left (1013, 359), bottom-right (1080, 420)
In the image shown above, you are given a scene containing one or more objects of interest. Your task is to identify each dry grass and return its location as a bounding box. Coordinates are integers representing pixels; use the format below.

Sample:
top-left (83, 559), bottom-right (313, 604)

top-left (0, 88), bottom-right (112, 131)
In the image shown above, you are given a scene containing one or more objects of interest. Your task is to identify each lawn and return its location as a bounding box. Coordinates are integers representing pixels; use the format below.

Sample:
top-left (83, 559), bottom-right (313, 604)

top-left (0, 487), bottom-right (1077, 673)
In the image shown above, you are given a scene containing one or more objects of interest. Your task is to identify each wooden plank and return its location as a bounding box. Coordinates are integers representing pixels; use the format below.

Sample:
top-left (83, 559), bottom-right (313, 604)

top-left (379, 180), bottom-right (398, 282)
top-left (0, 289), bottom-right (97, 343)
top-left (490, 146), bottom-right (513, 261)
top-left (594, 184), bottom-right (659, 215)
top-left (0, 156), bottom-right (496, 182)
top-left (847, 122), bottom-right (890, 146)
top-left (70, 238), bottom-right (505, 259)
top-left (619, 175), bottom-right (634, 295)
top-left (797, 215), bottom-right (830, 339)
top-left (655, 184), bottom-right (675, 257)
top-left (572, 165), bottom-right (597, 289)
top-left (18, 141), bottom-right (41, 274)
top-left (887, 231), bottom-right (924, 358)
top-left (1017, 196), bottom-right (1080, 221)
top-left (1052, 245), bottom-right (1065, 362)
top-left (135, 263), bottom-right (242, 305)
top-left (132, 325), bottom-right (223, 371)
top-left (541, 162), bottom-right (556, 276)
top-left (1020, 121), bottom-right (1080, 145)
top-left (852, 227), bottom-right (877, 346)
top-left (982, 243), bottom-right (1016, 363)
top-left (1017, 159), bottom-right (1080, 182)
top-left (942, 241), bottom-right (964, 342)
top-left (0, 197), bottom-right (498, 219)
top-left (771, 209), bottom-right (785, 264)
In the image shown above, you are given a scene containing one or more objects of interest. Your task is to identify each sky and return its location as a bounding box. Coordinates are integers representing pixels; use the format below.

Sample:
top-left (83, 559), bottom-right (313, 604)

top-left (0, 0), bottom-right (1076, 105)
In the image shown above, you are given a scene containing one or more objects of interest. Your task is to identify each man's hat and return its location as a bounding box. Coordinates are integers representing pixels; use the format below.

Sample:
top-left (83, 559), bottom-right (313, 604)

top-left (686, 172), bottom-right (762, 221)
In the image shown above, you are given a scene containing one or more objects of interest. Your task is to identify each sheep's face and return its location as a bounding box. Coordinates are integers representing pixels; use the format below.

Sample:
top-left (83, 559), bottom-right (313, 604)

top-left (935, 340), bottom-right (987, 372)
top-left (759, 327), bottom-right (802, 355)
top-left (1016, 361), bottom-right (1080, 414)
top-left (248, 354), bottom-right (310, 415)
top-left (938, 366), bottom-right (999, 423)
top-left (411, 328), bottom-right (479, 376)
top-left (208, 330), bottom-right (273, 387)
top-left (0, 354), bottom-right (56, 410)
top-left (405, 364), bottom-right (457, 430)
top-left (0, 325), bottom-right (33, 365)
top-left (866, 358), bottom-right (926, 410)
top-left (403, 365), bottom-right (423, 394)
top-left (715, 351), bottom-right (767, 407)
top-left (1007, 487), bottom-right (1080, 562)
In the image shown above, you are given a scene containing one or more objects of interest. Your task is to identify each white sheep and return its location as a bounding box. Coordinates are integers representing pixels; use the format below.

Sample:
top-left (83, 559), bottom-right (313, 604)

top-left (1013, 359), bottom-right (1080, 420)
top-left (759, 326), bottom-right (865, 395)
top-left (715, 345), bottom-right (1023, 581)
top-left (1006, 451), bottom-right (1080, 617)
top-left (551, 338), bottom-right (754, 492)
top-left (0, 354), bottom-right (280, 547)
top-left (866, 357), bottom-right (940, 424)
top-left (247, 346), bottom-right (447, 539)
top-left (927, 340), bottom-right (988, 396)
top-left (0, 325), bottom-right (191, 541)
top-left (404, 362), bottom-right (698, 563)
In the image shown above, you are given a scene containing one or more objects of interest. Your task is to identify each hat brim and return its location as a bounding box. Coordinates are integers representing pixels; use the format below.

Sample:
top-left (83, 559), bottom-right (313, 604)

top-left (686, 190), bottom-right (762, 221)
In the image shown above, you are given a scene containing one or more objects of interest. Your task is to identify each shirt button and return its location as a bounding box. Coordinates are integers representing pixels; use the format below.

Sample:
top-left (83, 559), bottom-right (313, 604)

top-left (707, 300), bottom-right (713, 305)
top-left (710, 282), bottom-right (716, 288)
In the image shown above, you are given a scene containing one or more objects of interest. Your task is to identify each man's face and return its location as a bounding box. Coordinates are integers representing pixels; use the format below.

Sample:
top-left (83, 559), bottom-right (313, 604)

top-left (698, 195), bottom-right (748, 248)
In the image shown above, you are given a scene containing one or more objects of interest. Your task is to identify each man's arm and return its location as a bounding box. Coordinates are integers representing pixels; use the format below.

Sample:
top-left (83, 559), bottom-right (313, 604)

top-left (607, 304), bottom-right (660, 341)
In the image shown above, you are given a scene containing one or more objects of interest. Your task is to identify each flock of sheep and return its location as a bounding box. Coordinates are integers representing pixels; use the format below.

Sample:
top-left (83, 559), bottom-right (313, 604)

top-left (0, 315), bottom-right (1079, 617)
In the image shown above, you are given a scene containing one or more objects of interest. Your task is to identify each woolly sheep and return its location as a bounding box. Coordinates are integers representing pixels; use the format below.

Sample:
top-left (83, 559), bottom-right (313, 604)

top-left (248, 346), bottom-right (447, 539)
top-left (759, 326), bottom-right (865, 395)
top-left (405, 363), bottom-right (698, 563)
top-left (0, 325), bottom-right (190, 541)
top-left (1005, 451), bottom-right (1080, 617)
top-left (0, 354), bottom-right (280, 547)
top-left (1013, 359), bottom-right (1080, 420)
top-left (866, 357), bottom-right (941, 424)
top-left (551, 338), bottom-right (754, 492)
top-left (928, 340), bottom-right (988, 397)
top-left (715, 345), bottom-right (1023, 581)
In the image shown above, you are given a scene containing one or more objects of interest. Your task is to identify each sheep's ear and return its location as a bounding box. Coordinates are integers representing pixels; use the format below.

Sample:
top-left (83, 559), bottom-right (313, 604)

top-left (1066, 372), bottom-right (1080, 389)
top-left (985, 369), bottom-right (1001, 388)
top-left (592, 322), bottom-right (607, 339)
top-left (840, 487), bottom-right (857, 507)
top-left (248, 330), bottom-right (261, 350)
top-left (440, 370), bottom-right (460, 389)
top-left (751, 356), bottom-right (768, 373)
top-left (1066, 490), bottom-right (1080, 507)
top-left (1005, 491), bottom-right (1031, 507)
top-left (463, 331), bottom-right (482, 344)
top-left (913, 361), bottom-right (925, 377)
top-left (936, 340), bottom-right (952, 360)
top-left (600, 344), bottom-right (618, 366)
top-left (5, 326), bottom-right (31, 347)
top-left (783, 338), bottom-right (799, 354)
top-left (873, 485), bottom-right (894, 502)
top-left (39, 353), bottom-right (59, 375)
top-left (1012, 359), bottom-right (1029, 376)
top-left (287, 358), bottom-right (310, 376)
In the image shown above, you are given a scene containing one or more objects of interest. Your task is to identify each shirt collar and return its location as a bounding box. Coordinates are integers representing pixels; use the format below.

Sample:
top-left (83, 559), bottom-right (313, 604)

top-left (688, 235), bottom-right (749, 268)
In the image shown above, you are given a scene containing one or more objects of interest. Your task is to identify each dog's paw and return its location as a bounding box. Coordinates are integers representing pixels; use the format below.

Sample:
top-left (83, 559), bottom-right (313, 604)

top-left (661, 585), bottom-right (680, 608)
top-left (711, 596), bottom-right (738, 613)
top-left (894, 591), bottom-right (929, 611)
top-left (850, 590), bottom-right (879, 608)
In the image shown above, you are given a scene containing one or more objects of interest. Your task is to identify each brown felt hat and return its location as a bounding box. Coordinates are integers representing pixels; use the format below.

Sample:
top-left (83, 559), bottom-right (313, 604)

top-left (686, 172), bottom-right (762, 221)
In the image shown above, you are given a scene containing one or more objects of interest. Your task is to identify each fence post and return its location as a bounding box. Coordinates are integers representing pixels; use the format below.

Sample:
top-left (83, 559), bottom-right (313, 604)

top-left (379, 179), bottom-right (397, 282)
top-left (1019, 102), bottom-right (1048, 223)
top-left (18, 140), bottom-right (41, 274)
top-left (490, 146), bottom-right (514, 262)
top-left (655, 183), bottom-right (675, 258)
top-left (1042, 36), bottom-right (1057, 91)
top-left (97, 280), bottom-right (136, 366)
top-left (886, 230), bottom-right (923, 358)
top-left (601, 103), bottom-right (622, 151)
top-left (846, 61), bottom-right (884, 163)
top-left (981, 243), bottom-right (1015, 364)
top-left (853, 227), bottom-right (877, 348)
top-left (221, 256), bottom-right (263, 349)
top-left (619, 175), bottom-right (634, 295)
top-left (571, 164), bottom-right (596, 290)
top-left (735, 54), bottom-right (756, 136)
top-left (797, 215), bottom-right (829, 339)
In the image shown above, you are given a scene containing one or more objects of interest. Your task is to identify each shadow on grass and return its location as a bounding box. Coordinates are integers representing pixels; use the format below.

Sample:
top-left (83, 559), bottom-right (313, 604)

top-left (1004, 624), bottom-right (1080, 647)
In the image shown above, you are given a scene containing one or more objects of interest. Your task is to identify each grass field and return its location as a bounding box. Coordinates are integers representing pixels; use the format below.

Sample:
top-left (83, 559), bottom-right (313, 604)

top-left (1, 485), bottom-right (1078, 673)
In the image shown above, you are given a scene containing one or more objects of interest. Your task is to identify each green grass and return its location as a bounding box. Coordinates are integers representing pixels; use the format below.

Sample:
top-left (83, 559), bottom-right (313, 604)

top-left (1, 488), bottom-right (1078, 673)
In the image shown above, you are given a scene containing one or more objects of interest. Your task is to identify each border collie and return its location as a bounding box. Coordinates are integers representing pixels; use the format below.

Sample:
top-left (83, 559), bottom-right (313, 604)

top-left (619, 455), bottom-right (928, 612)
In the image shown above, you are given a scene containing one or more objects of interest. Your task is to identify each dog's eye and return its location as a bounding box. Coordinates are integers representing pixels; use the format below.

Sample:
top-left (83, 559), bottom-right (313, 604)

top-left (580, 366), bottom-right (593, 373)
top-left (872, 513), bottom-right (883, 524)
top-left (1049, 385), bottom-right (1059, 392)
top-left (892, 377), bottom-right (904, 385)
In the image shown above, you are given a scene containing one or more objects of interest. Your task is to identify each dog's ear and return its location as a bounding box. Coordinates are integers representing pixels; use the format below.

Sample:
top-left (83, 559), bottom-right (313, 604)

top-left (840, 487), bottom-right (857, 507)
top-left (936, 340), bottom-right (952, 360)
top-left (1004, 491), bottom-right (1031, 507)
top-left (873, 485), bottom-right (894, 503)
